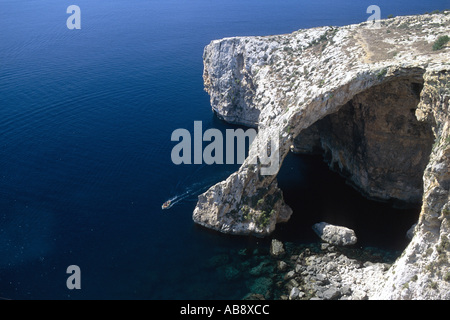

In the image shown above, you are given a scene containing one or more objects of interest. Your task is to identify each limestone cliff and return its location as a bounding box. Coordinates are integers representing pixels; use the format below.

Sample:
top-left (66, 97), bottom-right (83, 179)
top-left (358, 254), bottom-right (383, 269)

top-left (372, 68), bottom-right (450, 300)
top-left (195, 13), bottom-right (450, 299)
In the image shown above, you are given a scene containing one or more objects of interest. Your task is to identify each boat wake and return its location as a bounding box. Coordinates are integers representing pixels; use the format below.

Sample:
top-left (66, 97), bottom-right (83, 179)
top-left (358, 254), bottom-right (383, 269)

top-left (162, 164), bottom-right (236, 211)
top-left (161, 182), bottom-right (211, 210)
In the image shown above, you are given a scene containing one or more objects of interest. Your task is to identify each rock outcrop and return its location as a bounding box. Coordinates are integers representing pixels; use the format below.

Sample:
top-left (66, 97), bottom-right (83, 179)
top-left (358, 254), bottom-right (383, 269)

top-left (312, 222), bottom-right (358, 246)
top-left (194, 13), bottom-right (450, 299)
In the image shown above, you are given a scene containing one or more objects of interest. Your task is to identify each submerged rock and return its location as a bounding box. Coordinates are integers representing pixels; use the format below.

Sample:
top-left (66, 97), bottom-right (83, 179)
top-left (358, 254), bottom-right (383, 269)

top-left (219, 265), bottom-right (241, 281)
top-left (277, 260), bottom-right (288, 271)
top-left (270, 239), bottom-right (286, 257)
top-left (205, 254), bottom-right (230, 269)
top-left (243, 293), bottom-right (266, 300)
top-left (312, 222), bottom-right (357, 246)
top-left (248, 277), bottom-right (274, 297)
top-left (249, 261), bottom-right (274, 276)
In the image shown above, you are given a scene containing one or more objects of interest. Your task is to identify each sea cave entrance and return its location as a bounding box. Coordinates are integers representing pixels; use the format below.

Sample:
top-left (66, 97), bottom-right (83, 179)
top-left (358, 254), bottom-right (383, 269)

top-left (273, 75), bottom-right (434, 254)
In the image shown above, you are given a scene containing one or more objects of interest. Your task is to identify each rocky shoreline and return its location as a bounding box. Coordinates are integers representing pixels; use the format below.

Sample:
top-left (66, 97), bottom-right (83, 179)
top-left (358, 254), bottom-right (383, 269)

top-left (269, 239), bottom-right (390, 300)
top-left (207, 238), bottom-right (400, 300)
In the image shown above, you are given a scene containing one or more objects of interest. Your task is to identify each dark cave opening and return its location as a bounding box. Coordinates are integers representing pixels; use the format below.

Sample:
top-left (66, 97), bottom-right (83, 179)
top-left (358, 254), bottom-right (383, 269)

top-left (274, 152), bottom-right (421, 253)
top-left (273, 76), bottom-right (434, 254)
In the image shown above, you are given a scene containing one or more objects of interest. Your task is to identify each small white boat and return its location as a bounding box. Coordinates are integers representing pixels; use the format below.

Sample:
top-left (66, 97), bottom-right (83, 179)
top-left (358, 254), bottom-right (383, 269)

top-left (162, 200), bottom-right (172, 210)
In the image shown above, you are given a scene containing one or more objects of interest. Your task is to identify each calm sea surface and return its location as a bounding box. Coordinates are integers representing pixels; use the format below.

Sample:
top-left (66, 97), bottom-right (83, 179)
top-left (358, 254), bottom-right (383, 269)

top-left (0, 0), bottom-right (448, 299)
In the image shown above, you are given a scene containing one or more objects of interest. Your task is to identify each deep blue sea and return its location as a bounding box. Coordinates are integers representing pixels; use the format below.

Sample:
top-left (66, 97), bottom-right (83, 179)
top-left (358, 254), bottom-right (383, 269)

top-left (0, 0), bottom-right (448, 300)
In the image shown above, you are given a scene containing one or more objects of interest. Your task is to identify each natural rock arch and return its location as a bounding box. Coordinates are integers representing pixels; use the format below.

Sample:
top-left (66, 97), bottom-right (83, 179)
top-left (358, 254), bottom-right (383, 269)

top-left (194, 66), bottom-right (432, 237)
top-left (194, 13), bottom-right (450, 299)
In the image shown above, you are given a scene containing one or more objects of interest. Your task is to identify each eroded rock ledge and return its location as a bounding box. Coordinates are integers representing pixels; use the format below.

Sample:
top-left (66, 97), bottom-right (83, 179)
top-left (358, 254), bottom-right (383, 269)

top-left (194, 13), bottom-right (450, 299)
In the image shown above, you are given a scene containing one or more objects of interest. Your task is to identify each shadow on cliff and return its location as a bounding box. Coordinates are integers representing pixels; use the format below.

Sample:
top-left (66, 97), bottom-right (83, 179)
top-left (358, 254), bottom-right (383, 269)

top-left (273, 152), bottom-right (421, 252)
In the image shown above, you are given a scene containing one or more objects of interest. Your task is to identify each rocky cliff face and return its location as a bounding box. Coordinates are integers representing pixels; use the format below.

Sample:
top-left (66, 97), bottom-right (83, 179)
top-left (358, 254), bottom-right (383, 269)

top-left (195, 13), bottom-right (450, 299)
top-left (372, 69), bottom-right (450, 300)
top-left (293, 76), bottom-right (434, 204)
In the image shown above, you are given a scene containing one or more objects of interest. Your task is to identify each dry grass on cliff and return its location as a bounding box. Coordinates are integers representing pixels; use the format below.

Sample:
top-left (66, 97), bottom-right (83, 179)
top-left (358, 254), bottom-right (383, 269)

top-left (353, 12), bottom-right (450, 63)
